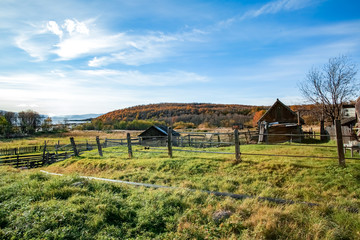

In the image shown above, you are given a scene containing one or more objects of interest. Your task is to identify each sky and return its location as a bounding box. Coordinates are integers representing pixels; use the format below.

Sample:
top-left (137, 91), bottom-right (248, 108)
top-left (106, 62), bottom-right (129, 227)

top-left (1, 0), bottom-right (360, 116)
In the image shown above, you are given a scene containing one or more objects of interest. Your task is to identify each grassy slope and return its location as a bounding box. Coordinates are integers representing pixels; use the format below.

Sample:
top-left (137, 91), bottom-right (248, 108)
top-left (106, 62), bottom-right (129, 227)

top-left (1, 142), bottom-right (360, 239)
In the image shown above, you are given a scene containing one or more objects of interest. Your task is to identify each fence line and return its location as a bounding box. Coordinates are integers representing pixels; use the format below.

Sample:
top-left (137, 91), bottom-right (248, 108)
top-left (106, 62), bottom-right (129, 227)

top-left (1, 122), bottom-right (356, 169)
top-left (98, 126), bottom-right (352, 165)
top-left (139, 146), bottom-right (349, 160)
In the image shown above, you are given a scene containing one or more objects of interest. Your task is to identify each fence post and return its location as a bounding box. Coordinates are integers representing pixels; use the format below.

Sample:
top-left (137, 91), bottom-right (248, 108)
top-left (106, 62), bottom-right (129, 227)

top-left (320, 120), bottom-right (326, 141)
top-left (104, 138), bottom-right (108, 148)
top-left (234, 129), bottom-right (241, 163)
top-left (42, 141), bottom-right (47, 164)
top-left (168, 127), bottom-right (173, 158)
top-left (55, 141), bottom-right (59, 159)
top-left (16, 154), bottom-right (19, 168)
top-left (335, 120), bottom-right (345, 167)
top-left (46, 152), bottom-right (49, 166)
top-left (96, 136), bottom-right (103, 157)
top-left (70, 137), bottom-right (79, 157)
top-left (127, 133), bottom-right (133, 158)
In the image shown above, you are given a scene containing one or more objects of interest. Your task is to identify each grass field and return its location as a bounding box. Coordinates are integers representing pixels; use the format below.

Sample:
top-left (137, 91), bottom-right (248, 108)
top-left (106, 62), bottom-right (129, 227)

top-left (0, 130), bottom-right (142, 149)
top-left (1, 137), bottom-right (360, 239)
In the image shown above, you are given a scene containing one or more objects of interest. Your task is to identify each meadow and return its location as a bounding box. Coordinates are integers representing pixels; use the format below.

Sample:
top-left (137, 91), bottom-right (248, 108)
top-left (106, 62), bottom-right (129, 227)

top-left (1, 134), bottom-right (360, 239)
top-left (0, 130), bottom-right (141, 149)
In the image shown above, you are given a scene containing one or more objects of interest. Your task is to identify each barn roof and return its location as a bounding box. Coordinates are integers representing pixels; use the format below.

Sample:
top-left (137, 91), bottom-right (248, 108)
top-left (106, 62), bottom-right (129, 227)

top-left (258, 99), bottom-right (304, 124)
top-left (341, 116), bottom-right (357, 126)
top-left (138, 125), bottom-right (180, 137)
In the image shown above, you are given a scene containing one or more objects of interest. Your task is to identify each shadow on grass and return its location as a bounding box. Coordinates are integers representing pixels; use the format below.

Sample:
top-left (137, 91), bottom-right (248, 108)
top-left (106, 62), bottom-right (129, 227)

top-left (301, 138), bottom-right (330, 144)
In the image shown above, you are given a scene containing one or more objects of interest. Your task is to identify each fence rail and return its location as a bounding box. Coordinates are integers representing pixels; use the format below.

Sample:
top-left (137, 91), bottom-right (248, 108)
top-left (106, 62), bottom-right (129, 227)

top-left (0, 152), bottom-right (72, 168)
top-left (97, 122), bottom-right (355, 166)
top-left (1, 120), bottom-right (356, 169)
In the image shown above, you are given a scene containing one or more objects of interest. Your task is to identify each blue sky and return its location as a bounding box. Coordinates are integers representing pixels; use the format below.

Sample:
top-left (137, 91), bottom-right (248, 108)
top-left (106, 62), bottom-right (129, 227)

top-left (1, 0), bottom-right (359, 116)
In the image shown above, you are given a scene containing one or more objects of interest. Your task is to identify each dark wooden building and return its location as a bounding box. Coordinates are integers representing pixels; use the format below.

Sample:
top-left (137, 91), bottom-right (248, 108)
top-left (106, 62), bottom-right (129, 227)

top-left (258, 99), bottom-right (304, 143)
top-left (138, 125), bottom-right (180, 146)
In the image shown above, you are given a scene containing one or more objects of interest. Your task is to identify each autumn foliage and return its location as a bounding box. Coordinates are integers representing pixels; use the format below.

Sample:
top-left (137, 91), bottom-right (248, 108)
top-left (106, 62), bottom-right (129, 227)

top-left (252, 110), bottom-right (266, 127)
top-left (96, 103), bottom-right (255, 128)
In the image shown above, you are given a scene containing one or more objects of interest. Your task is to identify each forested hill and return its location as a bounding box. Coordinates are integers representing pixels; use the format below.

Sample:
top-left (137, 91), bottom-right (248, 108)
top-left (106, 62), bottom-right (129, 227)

top-left (96, 103), bottom-right (261, 128)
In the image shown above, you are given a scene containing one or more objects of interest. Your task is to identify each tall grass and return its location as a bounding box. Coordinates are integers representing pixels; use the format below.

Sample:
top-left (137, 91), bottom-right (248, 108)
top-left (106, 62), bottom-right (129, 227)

top-left (1, 164), bottom-right (360, 239)
top-left (1, 140), bottom-right (360, 239)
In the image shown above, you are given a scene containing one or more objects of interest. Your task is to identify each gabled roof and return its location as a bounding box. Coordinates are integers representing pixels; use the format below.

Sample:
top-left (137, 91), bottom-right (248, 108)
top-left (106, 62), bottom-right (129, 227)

top-left (138, 125), bottom-right (180, 137)
top-left (258, 99), bottom-right (304, 124)
top-left (341, 117), bottom-right (357, 126)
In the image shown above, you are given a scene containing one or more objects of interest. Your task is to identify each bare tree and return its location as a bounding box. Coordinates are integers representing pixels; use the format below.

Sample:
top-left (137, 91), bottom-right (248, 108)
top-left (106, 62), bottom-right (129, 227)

top-left (18, 110), bottom-right (41, 134)
top-left (299, 55), bottom-right (358, 123)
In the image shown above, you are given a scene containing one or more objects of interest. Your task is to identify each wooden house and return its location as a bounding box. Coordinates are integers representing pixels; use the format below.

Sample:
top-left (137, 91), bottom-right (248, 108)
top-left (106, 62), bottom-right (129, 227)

top-left (138, 125), bottom-right (180, 146)
top-left (257, 99), bottom-right (304, 143)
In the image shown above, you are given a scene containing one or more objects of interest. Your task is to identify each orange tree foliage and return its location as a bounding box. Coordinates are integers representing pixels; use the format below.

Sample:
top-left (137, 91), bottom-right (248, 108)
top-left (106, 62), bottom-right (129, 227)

top-left (95, 103), bottom-right (254, 128)
top-left (252, 110), bottom-right (266, 127)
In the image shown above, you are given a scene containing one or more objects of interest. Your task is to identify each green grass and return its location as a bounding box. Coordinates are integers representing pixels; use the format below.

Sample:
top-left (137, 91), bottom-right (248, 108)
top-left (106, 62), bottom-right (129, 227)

top-left (1, 141), bottom-right (360, 239)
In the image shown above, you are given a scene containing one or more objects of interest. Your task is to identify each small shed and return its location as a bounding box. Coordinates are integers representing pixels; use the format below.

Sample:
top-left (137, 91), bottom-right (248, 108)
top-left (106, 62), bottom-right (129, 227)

top-left (341, 117), bottom-right (357, 128)
top-left (258, 99), bottom-right (304, 143)
top-left (138, 125), bottom-right (180, 146)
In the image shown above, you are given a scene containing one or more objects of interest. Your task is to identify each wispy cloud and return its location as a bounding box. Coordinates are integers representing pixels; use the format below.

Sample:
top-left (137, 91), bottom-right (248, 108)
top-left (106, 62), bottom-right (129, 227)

top-left (0, 69), bottom-right (209, 114)
top-left (241, 0), bottom-right (320, 20)
top-left (78, 69), bottom-right (209, 86)
top-left (14, 18), bottom-right (204, 66)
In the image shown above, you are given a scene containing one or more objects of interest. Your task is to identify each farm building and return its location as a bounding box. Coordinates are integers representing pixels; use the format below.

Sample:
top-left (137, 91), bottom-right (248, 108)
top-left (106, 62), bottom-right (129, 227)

top-left (257, 99), bottom-right (304, 143)
top-left (138, 125), bottom-right (180, 146)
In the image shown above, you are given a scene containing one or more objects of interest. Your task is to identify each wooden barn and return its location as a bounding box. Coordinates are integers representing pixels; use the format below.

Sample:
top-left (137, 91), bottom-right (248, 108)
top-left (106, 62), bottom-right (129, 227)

top-left (138, 125), bottom-right (180, 146)
top-left (258, 99), bottom-right (304, 143)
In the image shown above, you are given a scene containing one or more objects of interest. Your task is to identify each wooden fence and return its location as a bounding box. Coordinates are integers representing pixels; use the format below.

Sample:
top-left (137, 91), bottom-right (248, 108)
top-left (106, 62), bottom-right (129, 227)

top-left (96, 121), bottom-right (353, 167)
top-left (0, 152), bottom-right (71, 168)
top-left (0, 145), bottom-right (45, 156)
top-left (0, 138), bottom-right (98, 169)
top-left (0, 120), bottom-right (354, 169)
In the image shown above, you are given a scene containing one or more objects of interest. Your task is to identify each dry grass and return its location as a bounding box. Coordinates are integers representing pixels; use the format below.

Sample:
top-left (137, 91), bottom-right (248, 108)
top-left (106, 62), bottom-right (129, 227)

top-left (0, 130), bottom-right (142, 148)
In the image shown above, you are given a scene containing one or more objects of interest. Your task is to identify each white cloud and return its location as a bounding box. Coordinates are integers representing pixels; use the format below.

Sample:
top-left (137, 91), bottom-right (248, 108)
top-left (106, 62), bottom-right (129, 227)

top-left (0, 69), bottom-right (209, 115)
top-left (77, 69), bottom-right (209, 86)
top-left (62, 19), bottom-right (89, 35)
top-left (17, 104), bottom-right (39, 108)
top-left (14, 18), bottom-right (204, 65)
top-left (46, 21), bottom-right (63, 38)
top-left (88, 56), bottom-right (108, 67)
top-left (15, 32), bottom-right (52, 61)
top-left (241, 0), bottom-right (319, 20)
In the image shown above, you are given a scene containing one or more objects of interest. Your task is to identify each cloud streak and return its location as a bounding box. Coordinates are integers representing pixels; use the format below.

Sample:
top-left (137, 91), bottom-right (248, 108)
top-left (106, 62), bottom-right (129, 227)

top-left (241, 0), bottom-right (320, 20)
top-left (14, 18), bottom-right (204, 66)
top-left (0, 69), bottom-right (210, 114)
top-left (78, 69), bottom-right (208, 86)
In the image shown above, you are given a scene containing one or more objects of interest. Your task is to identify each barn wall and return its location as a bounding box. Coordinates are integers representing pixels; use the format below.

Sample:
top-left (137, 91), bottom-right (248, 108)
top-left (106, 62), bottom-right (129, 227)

top-left (139, 127), bottom-right (166, 138)
top-left (326, 125), bottom-right (356, 143)
top-left (259, 125), bottom-right (302, 143)
top-left (261, 103), bottom-right (298, 124)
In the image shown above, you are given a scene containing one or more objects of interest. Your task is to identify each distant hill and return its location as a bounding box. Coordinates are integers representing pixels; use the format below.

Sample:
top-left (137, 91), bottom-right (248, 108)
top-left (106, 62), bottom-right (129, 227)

top-left (50, 114), bottom-right (103, 124)
top-left (96, 103), bottom-right (261, 128)
top-left (0, 111), bottom-right (102, 124)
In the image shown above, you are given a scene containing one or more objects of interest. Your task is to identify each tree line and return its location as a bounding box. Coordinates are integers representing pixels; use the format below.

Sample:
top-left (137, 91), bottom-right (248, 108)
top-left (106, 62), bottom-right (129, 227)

top-left (0, 110), bottom-right (55, 137)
